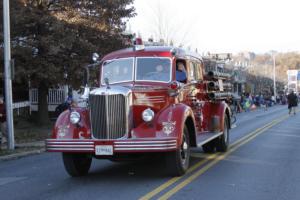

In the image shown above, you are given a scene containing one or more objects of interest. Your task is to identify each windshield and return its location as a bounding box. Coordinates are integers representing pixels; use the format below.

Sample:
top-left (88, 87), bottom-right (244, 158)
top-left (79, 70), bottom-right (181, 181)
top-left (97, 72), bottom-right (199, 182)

top-left (136, 57), bottom-right (171, 82)
top-left (101, 58), bottom-right (134, 84)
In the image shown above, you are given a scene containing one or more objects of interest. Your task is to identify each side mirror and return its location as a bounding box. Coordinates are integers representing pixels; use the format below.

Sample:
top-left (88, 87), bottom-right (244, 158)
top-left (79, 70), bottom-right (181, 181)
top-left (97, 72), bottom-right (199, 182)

top-left (80, 86), bottom-right (90, 100)
top-left (82, 68), bottom-right (89, 86)
top-left (92, 53), bottom-right (100, 63)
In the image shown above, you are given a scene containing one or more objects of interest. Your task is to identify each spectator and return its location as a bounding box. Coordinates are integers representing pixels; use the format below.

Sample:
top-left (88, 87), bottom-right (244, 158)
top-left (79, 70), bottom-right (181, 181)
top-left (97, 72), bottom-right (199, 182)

top-left (287, 90), bottom-right (298, 115)
top-left (243, 94), bottom-right (251, 112)
top-left (264, 93), bottom-right (271, 110)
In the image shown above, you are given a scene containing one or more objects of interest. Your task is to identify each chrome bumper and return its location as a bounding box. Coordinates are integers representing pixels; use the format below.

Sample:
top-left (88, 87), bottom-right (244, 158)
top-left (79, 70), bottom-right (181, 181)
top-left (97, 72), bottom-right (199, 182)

top-left (46, 138), bottom-right (178, 153)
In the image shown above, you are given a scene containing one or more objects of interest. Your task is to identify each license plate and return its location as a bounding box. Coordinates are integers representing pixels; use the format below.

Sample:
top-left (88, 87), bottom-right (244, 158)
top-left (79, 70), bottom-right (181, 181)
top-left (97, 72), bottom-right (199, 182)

top-left (95, 145), bottom-right (113, 155)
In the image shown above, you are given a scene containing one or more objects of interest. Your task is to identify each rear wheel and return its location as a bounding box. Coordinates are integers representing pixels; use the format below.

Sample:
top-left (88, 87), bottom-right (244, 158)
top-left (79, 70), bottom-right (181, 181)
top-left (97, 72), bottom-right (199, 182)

top-left (202, 140), bottom-right (216, 153)
top-left (62, 153), bottom-right (92, 177)
top-left (216, 116), bottom-right (229, 152)
top-left (166, 126), bottom-right (190, 176)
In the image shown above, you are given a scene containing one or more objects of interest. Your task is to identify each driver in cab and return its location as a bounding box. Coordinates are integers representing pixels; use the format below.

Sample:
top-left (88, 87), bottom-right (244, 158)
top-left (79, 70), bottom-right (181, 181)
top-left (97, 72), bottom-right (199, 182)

top-left (176, 62), bottom-right (187, 83)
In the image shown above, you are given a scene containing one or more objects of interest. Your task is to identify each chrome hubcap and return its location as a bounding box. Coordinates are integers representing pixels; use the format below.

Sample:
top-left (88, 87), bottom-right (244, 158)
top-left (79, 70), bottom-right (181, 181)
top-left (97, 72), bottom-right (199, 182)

top-left (224, 122), bottom-right (228, 143)
top-left (180, 135), bottom-right (188, 165)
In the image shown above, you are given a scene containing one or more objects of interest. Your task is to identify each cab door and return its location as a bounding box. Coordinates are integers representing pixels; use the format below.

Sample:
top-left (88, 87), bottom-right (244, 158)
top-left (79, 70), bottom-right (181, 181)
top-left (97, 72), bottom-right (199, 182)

top-left (185, 60), bottom-right (205, 131)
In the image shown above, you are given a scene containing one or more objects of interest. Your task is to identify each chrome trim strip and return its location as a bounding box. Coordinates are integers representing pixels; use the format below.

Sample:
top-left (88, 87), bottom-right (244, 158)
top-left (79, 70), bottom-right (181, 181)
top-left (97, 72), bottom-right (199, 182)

top-left (136, 101), bottom-right (165, 104)
top-left (114, 146), bottom-right (177, 151)
top-left (137, 99), bottom-right (165, 101)
top-left (138, 97), bottom-right (165, 100)
top-left (114, 143), bottom-right (176, 148)
top-left (47, 145), bottom-right (94, 148)
top-left (46, 141), bottom-right (94, 144)
top-left (47, 148), bottom-right (94, 151)
top-left (114, 140), bottom-right (177, 144)
top-left (105, 94), bottom-right (110, 139)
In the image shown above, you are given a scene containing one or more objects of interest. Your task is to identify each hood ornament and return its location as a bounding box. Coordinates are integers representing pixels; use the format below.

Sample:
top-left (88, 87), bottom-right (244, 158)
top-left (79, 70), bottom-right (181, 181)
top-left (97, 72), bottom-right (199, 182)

top-left (104, 77), bottom-right (110, 89)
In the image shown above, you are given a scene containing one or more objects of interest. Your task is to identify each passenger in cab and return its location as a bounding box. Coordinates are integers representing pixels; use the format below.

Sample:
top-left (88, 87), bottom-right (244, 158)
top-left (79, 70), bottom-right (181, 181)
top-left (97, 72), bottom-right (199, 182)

top-left (176, 62), bottom-right (187, 83)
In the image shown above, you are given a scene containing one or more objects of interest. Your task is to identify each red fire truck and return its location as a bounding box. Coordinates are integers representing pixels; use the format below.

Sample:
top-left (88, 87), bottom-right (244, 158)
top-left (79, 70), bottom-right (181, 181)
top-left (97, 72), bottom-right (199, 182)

top-left (46, 43), bottom-right (232, 177)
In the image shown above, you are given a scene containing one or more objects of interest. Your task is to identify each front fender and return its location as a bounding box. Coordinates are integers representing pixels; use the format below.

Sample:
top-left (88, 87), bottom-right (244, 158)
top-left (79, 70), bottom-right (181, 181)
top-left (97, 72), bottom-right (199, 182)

top-left (157, 103), bottom-right (195, 138)
top-left (132, 103), bottom-right (196, 146)
top-left (52, 108), bottom-right (91, 139)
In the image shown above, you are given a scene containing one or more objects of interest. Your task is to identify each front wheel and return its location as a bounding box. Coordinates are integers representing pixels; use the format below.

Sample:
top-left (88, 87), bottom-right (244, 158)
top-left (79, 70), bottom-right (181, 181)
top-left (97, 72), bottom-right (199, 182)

top-left (216, 116), bottom-right (229, 152)
top-left (62, 153), bottom-right (92, 177)
top-left (165, 126), bottom-right (190, 176)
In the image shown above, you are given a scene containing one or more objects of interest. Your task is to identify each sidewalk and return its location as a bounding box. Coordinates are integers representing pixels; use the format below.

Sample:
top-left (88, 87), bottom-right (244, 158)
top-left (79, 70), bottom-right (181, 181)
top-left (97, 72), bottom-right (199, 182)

top-left (0, 140), bottom-right (45, 161)
top-left (0, 117), bottom-right (52, 161)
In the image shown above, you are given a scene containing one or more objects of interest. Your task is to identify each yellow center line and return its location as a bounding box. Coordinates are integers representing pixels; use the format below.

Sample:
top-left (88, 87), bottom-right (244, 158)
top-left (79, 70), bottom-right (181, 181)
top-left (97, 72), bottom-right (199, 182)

top-left (157, 115), bottom-right (289, 200)
top-left (139, 115), bottom-right (288, 200)
top-left (139, 153), bottom-right (219, 200)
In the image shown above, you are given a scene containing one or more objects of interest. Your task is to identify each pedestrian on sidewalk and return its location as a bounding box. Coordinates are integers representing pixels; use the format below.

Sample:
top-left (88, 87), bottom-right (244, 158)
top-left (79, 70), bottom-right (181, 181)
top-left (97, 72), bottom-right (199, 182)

top-left (263, 93), bottom-right (271, 111)
top-left (0, 97), bottom-right (7, 149)
top-left (287, 90), bottom-right (298, 115)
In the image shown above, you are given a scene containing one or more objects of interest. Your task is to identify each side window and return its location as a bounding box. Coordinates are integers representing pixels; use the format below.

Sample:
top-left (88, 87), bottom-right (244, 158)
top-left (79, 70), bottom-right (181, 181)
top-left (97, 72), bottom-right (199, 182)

top-left (176, 60), bottom-right (187, 83)
top-left (189, 61), bottom-right (203, 81)
top-left (196, 61), bottom-right (203, 80)
top-left (188, 62), bottom-right (195, 80)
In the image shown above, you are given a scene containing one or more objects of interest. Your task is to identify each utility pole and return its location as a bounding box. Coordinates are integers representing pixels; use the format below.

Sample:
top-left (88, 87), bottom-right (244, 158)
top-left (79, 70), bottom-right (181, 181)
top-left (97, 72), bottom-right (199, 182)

top-left (3, 0), bottom-right (15, 150)
top-left (272, 54), bottom-right (276, 98)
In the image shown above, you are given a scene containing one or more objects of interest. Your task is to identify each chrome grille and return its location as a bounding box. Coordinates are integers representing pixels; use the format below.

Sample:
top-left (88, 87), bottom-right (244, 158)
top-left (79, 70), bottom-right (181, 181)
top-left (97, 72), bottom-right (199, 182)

top-left (89, 94), bottom-right (127, 139)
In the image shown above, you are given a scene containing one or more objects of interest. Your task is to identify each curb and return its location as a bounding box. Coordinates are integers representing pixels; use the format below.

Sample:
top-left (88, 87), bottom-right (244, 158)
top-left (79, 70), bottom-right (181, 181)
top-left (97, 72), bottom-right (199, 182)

top-left (0, 148), bottom-right (45, 161)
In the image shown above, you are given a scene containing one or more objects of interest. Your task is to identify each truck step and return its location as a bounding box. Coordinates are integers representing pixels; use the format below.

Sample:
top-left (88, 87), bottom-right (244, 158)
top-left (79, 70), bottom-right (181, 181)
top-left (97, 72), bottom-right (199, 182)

top-left (231, 123), bottom-right (237, 129)
top-left (196, 131), bottom-right (223, 147)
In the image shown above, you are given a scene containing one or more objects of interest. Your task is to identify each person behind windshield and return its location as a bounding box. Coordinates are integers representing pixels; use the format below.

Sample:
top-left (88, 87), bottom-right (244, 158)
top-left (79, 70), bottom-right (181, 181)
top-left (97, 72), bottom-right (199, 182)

top-left (176, 62), bottom-right (187, 83)
top-left (145, 64), bottom-right (170, 82)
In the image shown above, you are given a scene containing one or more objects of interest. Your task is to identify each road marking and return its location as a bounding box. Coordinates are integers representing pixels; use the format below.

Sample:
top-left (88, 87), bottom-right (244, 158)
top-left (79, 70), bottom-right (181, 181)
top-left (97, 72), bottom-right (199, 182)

top-left (139, 115), bottom-right (288, 200)
top-left (0, 177), bottom-right (27, 186)
top-left (139, 153), bottom-right (219, 200)
top-left (270, 127), bottom-right (300, 131)
top-left (268, 129), bottom-right (298, 133)
top-left (157, 115), bottom-right (289, 199)
top-left (218, 154), bottom-right (276, 166)
top-left (273, 133), bottom-right (300, 138)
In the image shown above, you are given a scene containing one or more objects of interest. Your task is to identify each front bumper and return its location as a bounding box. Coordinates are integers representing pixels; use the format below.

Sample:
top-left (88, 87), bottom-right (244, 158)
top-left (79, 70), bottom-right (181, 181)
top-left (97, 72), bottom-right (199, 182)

top-left (46, 138), bottom-right (178, 153)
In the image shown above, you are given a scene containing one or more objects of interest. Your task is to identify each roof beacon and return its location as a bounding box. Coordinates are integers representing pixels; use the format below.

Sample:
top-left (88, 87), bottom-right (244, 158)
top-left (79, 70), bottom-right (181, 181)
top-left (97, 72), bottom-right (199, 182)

top-left (133, 37), bottom-right (145, 51)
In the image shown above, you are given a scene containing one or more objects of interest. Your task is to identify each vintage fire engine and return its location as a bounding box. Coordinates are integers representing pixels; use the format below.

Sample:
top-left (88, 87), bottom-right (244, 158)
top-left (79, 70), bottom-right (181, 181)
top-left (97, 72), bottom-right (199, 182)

top-left (46, 43), bottom-right (233, 177)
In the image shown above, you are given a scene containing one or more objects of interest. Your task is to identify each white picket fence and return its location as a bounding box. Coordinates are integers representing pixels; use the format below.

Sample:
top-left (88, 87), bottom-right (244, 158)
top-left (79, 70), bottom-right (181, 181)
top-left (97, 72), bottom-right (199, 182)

top-left (13, 101), bottom-right (31, 115)
top-left (29, 88), bottom-right (66, 112)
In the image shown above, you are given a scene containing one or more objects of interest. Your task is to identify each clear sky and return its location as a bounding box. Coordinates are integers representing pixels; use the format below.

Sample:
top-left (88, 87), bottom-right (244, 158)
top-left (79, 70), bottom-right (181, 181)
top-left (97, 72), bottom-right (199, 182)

top-left (128, 0), bottom-right (300, 54)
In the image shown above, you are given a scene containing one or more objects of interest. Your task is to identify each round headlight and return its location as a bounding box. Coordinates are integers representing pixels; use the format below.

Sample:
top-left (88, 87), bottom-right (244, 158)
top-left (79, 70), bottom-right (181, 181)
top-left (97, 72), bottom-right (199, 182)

top-left (70, 111), bottom-right (81, 124)
top-left (142, 108), bottom-right (155, 122)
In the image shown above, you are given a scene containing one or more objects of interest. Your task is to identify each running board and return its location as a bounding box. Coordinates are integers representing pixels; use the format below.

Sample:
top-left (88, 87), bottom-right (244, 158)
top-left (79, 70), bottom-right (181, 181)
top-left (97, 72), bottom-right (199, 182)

top-left (196, 131), bottom-right (223, 147)
top-left (231, 123), bottom-right (237, 129)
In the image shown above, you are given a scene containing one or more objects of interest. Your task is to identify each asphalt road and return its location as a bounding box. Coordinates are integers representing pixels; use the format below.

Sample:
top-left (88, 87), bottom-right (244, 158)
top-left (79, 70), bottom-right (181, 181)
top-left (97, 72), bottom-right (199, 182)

top-left (0, 105), bottom-right (299, 200)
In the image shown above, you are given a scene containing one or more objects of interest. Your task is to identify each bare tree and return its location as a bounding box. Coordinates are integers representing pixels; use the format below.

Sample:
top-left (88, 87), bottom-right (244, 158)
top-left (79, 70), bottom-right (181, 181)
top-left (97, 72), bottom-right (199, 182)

top-left (147, 2), bottom-right (193, 47)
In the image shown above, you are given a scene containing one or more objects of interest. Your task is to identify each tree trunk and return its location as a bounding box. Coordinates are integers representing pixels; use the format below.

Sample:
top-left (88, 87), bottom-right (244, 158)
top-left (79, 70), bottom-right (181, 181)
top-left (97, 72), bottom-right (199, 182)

top-left (37, 82), bottom-right (50, 125)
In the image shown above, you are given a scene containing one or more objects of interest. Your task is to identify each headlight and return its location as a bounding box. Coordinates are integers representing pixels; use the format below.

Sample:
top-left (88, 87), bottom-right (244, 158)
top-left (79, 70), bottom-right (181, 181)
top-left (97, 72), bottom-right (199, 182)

top-left (70, 111), bottom-right (81, 124)
top-left (142, 108), bottom-right (154, 122)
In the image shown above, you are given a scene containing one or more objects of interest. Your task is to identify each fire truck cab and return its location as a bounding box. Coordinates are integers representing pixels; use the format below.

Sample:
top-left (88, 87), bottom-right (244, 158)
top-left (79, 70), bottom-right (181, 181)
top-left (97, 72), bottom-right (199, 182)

top-left (46, 45), bottom-right (232, 177)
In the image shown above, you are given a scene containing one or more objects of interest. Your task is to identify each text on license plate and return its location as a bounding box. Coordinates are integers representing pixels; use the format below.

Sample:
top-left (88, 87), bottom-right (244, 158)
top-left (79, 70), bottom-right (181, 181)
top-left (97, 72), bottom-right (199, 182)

top-left (95, 145), bottom-right (113, 155)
